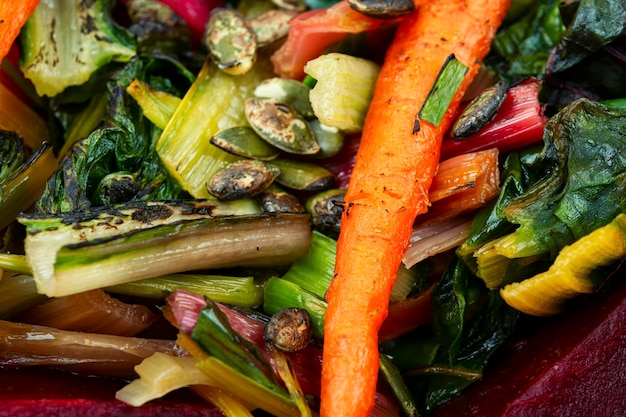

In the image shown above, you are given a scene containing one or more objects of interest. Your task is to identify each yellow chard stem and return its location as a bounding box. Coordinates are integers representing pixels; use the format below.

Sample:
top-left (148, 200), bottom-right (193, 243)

top-left (500, 213), bottom-right (626, 316)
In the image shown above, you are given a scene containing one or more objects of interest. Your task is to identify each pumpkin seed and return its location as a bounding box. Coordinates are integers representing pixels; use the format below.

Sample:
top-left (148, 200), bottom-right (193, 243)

top-left (207, 159), bottom-right (280, 200)
top-left (204, 9), bottom-right (257, 76)
top-left (348, 0), bottom-right (415, 19)
top-left (260, 184), bottom-right (306, 213)
top-left (305, 188), bottom-right (346, 238)
top-left (271, 0), bottom-right (307, 12)
top-left (210, 126), bottom-right (280, 161)
top-left (253, 77), bottom-right (315, 119)
top-left (264, 307), bottom-right (313, 352)
top-left (245, 97), bottom-right (320, 155)
top-left (272, 157), bottom-right (335, 191)
top-left (248, 9), bottom-right (298, 47)
top-left (451, 80), bottom-right (507, 139)
top-left (308, 119), bottom-right (344, 159)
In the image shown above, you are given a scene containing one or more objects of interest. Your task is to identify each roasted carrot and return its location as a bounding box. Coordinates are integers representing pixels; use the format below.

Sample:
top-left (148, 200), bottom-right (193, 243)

top-left (320, 1), bottom-right (510, 416)
top-left (0, 1), bottom-right (40, 63)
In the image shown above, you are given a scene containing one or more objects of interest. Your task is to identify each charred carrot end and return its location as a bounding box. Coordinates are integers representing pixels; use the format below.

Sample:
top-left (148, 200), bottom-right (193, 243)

top-left (0, 1), bottom-right (40, 62)
top-left (320, 0), bottom-right (511, 416)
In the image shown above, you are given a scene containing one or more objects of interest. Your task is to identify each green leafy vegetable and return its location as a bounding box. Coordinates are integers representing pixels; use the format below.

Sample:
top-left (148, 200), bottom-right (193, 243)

top-left (547, 0), bottom-right (626, 73)
top-left (491, 0), bottom-right (565, 82)
top-left (20, 0), bottom-right (137, 97)
top-left (191, 297), bottom-right (287, 395)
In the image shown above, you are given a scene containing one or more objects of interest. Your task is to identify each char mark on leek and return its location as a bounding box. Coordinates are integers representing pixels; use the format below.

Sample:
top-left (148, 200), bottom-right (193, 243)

top-left (19, 201), bottom-right (311, 297)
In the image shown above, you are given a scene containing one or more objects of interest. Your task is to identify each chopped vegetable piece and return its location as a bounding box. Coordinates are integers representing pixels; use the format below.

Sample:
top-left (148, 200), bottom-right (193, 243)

top-left (321, 1), bottom-right (510, 415)
top-left (440, 77), bottom-right (546, 159)
top-left (19, 203), bottom-right (309, 297)
top-left (20, 0), bottom-right (137, 97)
top-left (14, 289), bottom-right (156, 336)
top-left (304, 52), bottom-right (380, 132)
top-left (404, 214), bottom-right (474, 268)
top-left (107, 273), bottom-right (264, 308)
top-left (270, 1), bottom-right (387, 80)
top-left (418, 54), bottom-right (469, 126)
top-left (156, 58), bottom-right (274, 198)
top-left (178, 333), bottom-right (301, 417)
top-left (115, 353), bottom-right (218, 407)
top-left (500, 213), bottom-right (626, 316)
top-left (126, 78), bottom-right (182, 130)
top-left (0, 320), bottom-right (181, 378)
top-left (0, 274), bottom-right (48, 319)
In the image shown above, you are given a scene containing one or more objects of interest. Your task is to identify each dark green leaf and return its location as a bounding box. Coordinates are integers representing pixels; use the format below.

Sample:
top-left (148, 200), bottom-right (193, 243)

top-left (492, 0), bottom-right (565, 82)
top-left (547, 0), bottom-right (626, 73)
top-left (505, 99), bottom-right (626, 258)
top-left (191, 297), bottom-right (286, 395)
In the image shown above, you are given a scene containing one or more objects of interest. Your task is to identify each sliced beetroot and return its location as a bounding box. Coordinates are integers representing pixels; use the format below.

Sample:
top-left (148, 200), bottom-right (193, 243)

top-left (435, 273), bottom-right (626, 417)
top-left (0, 367), bottom-right (223, 417)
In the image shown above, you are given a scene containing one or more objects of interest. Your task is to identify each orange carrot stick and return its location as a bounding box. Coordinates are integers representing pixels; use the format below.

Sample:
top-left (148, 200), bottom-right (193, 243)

top-left (320, 1), bottom-right (510, 416)
top-left (0, 1), bottom-right (40, 63)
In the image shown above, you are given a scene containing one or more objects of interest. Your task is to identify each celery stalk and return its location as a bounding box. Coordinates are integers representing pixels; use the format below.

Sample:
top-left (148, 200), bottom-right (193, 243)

top-left (501, 213), bottom-right (626, 316)
top-left (263, 277), bottom-right (327, 338)
top-left (126, 78), bottom-right (182, 130)
top-left (279, 230), bottom-right (337, 298)
top-left (115, 353), bottom-right (218, 407)
top-left (0, 274), bottom-right (48, 319)
top-left (156, 58), bottom-right (274, 198)
top-left (107, 273), bottom-right (264, 308)
top-left (304, 52), bottom-right (380, 132)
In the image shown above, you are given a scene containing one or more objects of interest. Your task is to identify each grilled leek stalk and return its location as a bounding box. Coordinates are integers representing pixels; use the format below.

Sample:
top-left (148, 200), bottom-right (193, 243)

top-left (18, 200), bottom-right (310, 297)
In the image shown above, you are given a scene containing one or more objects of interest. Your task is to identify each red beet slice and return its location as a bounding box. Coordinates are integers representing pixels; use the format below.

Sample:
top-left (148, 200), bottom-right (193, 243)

top-left (435, 274), bottom-right (626, 417)
top-left (0, 367), bottom-right (224, 417)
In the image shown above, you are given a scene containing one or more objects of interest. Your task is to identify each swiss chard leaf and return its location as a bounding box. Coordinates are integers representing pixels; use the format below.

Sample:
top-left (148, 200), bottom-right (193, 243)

top-left (503, 99), bottom-right (626, 258)
top-left (37, 55), bottom-right (194, 212)
top-left (191, 297), bottom-right (286, 395)
top-left (491, 0), bottom-right (565, 82)
top-left (546, 0), bottom-right (626, 74)
top-left (392, 258), bottom-right (519, 414)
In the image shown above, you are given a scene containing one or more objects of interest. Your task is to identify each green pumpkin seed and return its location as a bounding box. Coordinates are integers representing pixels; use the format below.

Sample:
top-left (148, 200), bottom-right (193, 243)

top-left (308, 119), bottom-right (344, 159)
top-left (260, 184), bottom-right (306, 213)
top-left (248, 9), bottom-right (298, 47)
top-left (305, 188), bottom-right (346, 238)
top-left (207, 159), bottom-right (280, 200)
top-left (271, 0), bottom-right (307, 12)
top-left (272, 158), bottom-right (335, 191)
top-left (210, 126), bottom-right (281, 161)
top-left (253, 77), bottom-right (315, 119)
top-left (347, 0), bottom-right (415, 19)
top-left (204, 9), bottom-right (257, 76)
top-left (451, 80), bottom-right (507, 139)
top-left (245, 97), bottom-right (320, 155)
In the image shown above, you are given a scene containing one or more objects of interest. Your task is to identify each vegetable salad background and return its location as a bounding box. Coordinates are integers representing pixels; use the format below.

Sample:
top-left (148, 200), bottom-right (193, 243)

top-left (1, 0), bottom-right (625, 416)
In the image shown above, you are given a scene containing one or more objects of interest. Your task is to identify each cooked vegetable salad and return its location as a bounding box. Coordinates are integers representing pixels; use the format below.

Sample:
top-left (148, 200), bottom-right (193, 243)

top-left (1, 0), bottom-right (625, 416)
